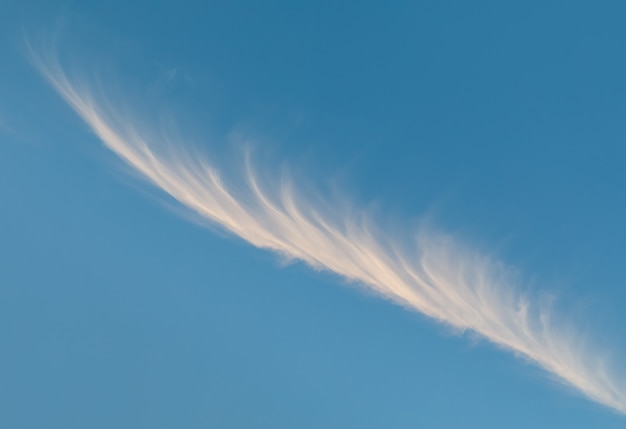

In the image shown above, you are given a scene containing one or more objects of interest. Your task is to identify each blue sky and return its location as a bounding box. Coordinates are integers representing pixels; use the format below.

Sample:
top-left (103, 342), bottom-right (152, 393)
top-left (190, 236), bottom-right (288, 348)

top-left (2, 1), bottom-right (626, 428)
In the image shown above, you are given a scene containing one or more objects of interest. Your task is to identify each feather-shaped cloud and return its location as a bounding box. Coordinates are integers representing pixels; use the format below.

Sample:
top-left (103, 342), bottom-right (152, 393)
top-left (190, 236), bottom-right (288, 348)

top-left (28, 42), bottom-right (626, 415)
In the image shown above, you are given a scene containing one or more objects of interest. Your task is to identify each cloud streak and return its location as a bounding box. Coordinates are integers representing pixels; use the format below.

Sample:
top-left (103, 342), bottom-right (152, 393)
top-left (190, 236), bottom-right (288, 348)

top-left (28, 42), bottom-right (626, 414)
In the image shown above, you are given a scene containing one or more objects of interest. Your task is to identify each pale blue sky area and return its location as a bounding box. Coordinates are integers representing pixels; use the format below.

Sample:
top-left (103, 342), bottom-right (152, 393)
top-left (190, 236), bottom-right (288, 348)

top-left (2, 1), bottom-right (626, 428)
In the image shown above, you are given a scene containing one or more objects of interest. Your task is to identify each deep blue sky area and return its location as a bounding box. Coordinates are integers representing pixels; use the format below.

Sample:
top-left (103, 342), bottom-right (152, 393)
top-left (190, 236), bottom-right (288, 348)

top-left (1, 1), bottom-right (626, 428)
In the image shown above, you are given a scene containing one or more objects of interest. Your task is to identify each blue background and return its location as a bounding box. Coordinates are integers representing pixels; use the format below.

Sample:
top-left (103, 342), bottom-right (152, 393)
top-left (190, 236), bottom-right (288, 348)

top-left (1, 1), bottom-right (626, 427)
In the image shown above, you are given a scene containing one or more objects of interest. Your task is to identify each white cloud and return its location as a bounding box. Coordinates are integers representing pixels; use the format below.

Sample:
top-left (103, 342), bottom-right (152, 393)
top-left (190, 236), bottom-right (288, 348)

top-left (28, 42), bottom-right (626, 415)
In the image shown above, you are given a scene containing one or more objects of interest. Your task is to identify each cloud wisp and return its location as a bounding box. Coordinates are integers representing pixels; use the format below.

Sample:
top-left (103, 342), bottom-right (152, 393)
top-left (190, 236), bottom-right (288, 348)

top-left (29, 44), bottom-right (626, 415)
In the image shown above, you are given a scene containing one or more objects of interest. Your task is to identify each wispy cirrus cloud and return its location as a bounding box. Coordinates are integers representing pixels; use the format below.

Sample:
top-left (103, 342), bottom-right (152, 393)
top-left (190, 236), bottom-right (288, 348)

top-left (28, 41), bottom-right (626, 415)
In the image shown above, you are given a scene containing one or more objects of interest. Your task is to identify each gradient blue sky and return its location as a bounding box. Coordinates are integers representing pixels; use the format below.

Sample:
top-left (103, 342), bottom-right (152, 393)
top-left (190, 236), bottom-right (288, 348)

top-left (2, 1), bottom-right (626, 428)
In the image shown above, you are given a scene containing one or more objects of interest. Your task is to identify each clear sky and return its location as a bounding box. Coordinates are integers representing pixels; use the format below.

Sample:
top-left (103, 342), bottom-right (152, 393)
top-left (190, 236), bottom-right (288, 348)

top-left (2, 1), bottom-right (626, 428)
